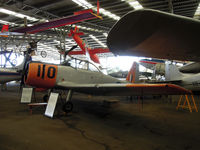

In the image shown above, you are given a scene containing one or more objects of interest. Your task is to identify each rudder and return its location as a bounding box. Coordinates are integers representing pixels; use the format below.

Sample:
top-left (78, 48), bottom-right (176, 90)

top-left (126, 62), bottom-right (139, 83)
top-left (165, 62), bottom-right (183, 81)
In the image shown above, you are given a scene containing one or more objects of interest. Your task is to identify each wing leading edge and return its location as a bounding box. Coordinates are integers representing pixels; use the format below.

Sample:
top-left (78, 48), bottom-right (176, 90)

top-left (12, 9), bottom-right (100, 34)
top-left (56, 82), bottom-right (191, 96)
top-left (107, 9), bottom-right (200, 62)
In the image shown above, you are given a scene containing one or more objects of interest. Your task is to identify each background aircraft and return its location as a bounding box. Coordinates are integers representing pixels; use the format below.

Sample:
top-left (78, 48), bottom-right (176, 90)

top-left (179, 62), bottom-right (200, 73)
top-left (67, 26), bottom-right (110, 64)
top-left (0, 68), bottom-right (21, 84)
top-left (165, 63), bottom-right (200, 93)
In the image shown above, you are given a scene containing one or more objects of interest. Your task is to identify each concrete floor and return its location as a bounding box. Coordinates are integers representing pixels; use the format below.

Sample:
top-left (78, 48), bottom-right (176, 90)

top-left (0, 82), bottom-right (200, 150)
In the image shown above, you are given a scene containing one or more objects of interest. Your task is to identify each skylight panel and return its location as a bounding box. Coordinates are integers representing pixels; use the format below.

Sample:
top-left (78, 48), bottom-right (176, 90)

top-left (89, 34), bottom-right (106, 48)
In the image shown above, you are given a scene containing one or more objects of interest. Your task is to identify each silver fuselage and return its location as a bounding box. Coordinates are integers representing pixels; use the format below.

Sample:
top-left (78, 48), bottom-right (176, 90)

top-left (56, 66), bottom-right (124, 85)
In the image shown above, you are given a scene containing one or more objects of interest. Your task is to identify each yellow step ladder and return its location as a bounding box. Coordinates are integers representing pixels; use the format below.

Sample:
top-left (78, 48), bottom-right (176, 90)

top-left (176, 95), bottom-right (198, 113)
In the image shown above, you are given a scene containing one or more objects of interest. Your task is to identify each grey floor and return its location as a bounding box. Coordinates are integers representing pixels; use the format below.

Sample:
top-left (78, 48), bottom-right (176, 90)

top-left (0, 82), bottom-right (200, 150)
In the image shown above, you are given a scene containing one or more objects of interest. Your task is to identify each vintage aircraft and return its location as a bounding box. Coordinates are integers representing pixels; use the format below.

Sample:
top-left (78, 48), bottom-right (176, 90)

top-left (0, 1), bottom-right (101, 35)
top-left (0, 24), bottom-right (9, 37)
top-left (0, 68), bottom-right (21, 84)
top-left (58, 26), bottom-right (110, 64)
top-left (67, 26), bottom-right (110, 64)
top-left (0, 53), bottom-right (25, 85)
top-left (139, 59), bottom-right (165, 70)
top-left (107, 9), bottom-right (200, 62)
top-left (0, 24), bottom-right (23, 36)
top-left (22, 59), bottom-right (190, 112)
top-left (179, 62), bottom-right (200, 73)
top-left (165, 63), bottom-right (200, 93)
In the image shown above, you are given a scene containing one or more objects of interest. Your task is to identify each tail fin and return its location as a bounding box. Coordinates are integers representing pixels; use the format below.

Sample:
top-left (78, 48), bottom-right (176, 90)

top-left (0, 25), bottom-right (9, 37)
top-left (126, 62), bottom-right (139, 83)
top-left (1, 24), bottom-right (9, 32)
top-left (165, 62), bottom-right (183, 81)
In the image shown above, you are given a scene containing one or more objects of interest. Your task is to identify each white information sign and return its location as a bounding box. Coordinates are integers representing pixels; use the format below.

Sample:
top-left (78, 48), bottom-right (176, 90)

top-left (20, 88), bottom-right (33, 103)
top-left (44, 93), bottom-right (59, 118)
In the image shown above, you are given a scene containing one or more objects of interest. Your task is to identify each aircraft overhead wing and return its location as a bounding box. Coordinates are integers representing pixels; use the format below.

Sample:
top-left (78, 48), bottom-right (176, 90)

top-left (56, 82), bottom-right (191, 96)
top-left (107, 9), bottom-right (200, 62)
top-left (12, 9), bottom-right (100, 34)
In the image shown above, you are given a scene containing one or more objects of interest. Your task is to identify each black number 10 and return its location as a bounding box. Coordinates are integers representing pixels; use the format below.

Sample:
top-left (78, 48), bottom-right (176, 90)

top-left (37, 65), bottom-right (56, 79)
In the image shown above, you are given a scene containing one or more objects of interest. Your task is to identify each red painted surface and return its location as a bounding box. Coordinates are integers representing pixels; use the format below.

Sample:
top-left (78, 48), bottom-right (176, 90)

top-left (68, 27), bottom-right (110, 64)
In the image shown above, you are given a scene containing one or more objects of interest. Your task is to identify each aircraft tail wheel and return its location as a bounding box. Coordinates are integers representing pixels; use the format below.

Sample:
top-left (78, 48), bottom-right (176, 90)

top-left (62, 101), bottom-right (73, 113)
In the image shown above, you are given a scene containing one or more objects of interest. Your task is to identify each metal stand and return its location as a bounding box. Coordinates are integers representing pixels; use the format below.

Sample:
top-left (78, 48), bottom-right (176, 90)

top-left (176, 95), bottom-right (198, 113)
top-left (137, 96), bottom-right (143, 112)
top-left (66, 90), bottom-right (73, 102)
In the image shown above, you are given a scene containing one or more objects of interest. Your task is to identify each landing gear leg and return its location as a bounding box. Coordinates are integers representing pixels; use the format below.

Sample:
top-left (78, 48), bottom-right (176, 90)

top-left (62, 90), bottom-right (73, 113)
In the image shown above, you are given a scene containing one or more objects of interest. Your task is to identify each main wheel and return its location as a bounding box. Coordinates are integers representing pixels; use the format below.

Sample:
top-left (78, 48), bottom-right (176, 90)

top-left (62, 101), bottom-right (73, 113)
top-left (43, 94), bottom-right (49, 102)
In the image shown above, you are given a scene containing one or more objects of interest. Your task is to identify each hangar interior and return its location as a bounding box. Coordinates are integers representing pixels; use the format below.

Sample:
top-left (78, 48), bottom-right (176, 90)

top-left (0, 0), bottom-right (200, 150)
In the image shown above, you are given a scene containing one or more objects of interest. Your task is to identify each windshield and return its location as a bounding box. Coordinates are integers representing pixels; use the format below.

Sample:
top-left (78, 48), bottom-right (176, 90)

top-left (67, 56), bottom-right (102, 73)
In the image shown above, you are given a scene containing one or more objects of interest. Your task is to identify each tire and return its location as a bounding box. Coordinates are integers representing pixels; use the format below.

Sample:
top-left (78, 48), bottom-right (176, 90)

top-left (62, 101), bottom-right (73, 113)
top-left (43, 95), bottom-right (49, 102)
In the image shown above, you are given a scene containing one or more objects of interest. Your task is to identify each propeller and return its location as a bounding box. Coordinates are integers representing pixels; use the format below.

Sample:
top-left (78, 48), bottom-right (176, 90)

top-left (64, 45), bottom-right (78, 59)
top-left (19, 40), bottom-right (39, 89)
top-left (56, 44), bottom-right (78, 61)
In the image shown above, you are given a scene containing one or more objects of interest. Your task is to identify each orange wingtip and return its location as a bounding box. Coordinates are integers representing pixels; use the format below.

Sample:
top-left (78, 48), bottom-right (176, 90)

top-left (91, 12), bottom-right (103, 20)
top-left (0, 35), bottom-right (8, 37)
top-left (126, 83), bottom-right (192, 94)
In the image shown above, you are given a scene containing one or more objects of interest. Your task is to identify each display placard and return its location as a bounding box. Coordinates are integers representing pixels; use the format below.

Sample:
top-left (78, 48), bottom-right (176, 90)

top-left (44, 93), bottom-right (59, 118)
top-left (20, 88), bottom-right (33, 103)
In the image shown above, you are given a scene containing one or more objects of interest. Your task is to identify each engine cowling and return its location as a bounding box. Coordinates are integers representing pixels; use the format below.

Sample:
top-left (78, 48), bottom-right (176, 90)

top-left (25, 62), bottom-right (58, 88)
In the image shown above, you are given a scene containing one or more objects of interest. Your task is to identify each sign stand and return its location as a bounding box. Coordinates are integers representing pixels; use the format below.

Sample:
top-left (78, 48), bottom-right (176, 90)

top-left (44, 92), bottom-right (59, 118)
top-left (20, 88), bottom-right (33, 103)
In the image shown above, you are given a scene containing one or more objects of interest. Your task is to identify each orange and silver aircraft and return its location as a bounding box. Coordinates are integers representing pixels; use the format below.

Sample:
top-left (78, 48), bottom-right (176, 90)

top-left (23, 59), bottom-right (190, 112)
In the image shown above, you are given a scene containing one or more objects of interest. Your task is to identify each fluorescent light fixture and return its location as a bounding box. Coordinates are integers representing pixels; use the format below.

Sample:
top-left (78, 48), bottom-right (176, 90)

top-left (0, 8), bottom-right (38, 21)
top-left (103, 33), bottom-right (108, 37)
top-left (122, 0), bottom-right (143, 10)
top-left (89, 34), bottom-right (107, 48)
top-left (75, 25), bottom-right (102, 32)
top-left (194, 3), bottom-right (200, 19)
top-left (99, 8), bottom-right (120, 20)
top-left (72, 0), bottom-right (93, 9)
top-left (0, 19), bottom-right (16, 25)
top-left (72, 0), bottom-right (120, 20)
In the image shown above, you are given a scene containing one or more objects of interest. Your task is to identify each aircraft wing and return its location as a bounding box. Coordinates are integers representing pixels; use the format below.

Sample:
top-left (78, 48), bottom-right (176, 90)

top-left (0, 69), bottom-right (21, 84)
top-left (56, 82), bottom-right (191, 96)
top-left (0, 32), bottom-right (24, 36)
top-left (89, 48), bottom-right (110, 54)
top-left (68, 50), bottom-right (85, 55)
top-left (107, 9), bottom-right (200, 62)
top-left (12, 9), bottom-right (100, 34)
